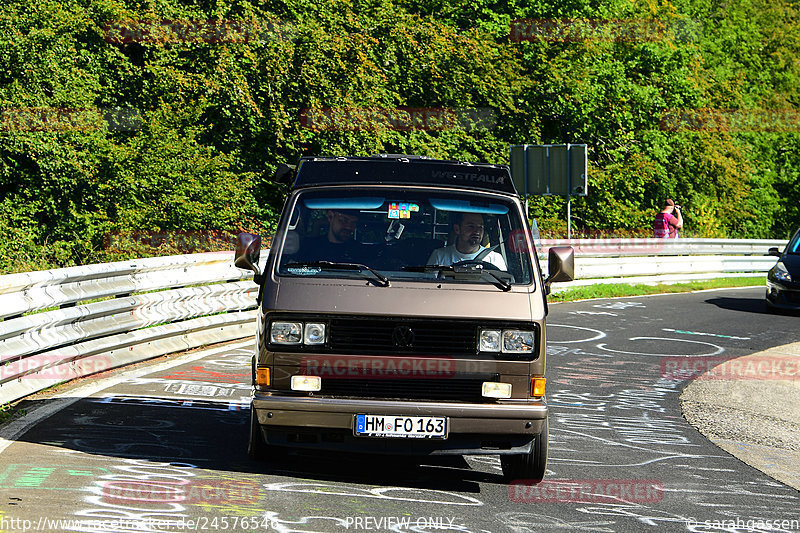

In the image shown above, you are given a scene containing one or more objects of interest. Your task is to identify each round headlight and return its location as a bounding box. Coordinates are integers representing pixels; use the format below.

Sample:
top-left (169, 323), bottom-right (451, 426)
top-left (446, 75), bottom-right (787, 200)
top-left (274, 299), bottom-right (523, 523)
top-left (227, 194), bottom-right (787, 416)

top-left (304, 323), bottom-right (326, 345)
top-left (479, 329), bottom-right (501, 352)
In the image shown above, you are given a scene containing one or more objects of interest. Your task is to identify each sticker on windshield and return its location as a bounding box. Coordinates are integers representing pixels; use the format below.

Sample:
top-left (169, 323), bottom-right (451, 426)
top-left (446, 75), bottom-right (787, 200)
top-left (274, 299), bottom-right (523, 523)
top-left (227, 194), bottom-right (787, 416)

top-left (286, 266), bottom-right (321, 275)
top-left (388, 202), bottom-right (419, 219)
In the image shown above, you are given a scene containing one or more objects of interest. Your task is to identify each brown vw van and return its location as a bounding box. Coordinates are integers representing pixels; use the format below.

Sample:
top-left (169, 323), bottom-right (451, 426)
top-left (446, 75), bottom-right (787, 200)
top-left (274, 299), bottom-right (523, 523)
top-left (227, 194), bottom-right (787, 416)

top-left (235, 155), bottom-right (573, 482)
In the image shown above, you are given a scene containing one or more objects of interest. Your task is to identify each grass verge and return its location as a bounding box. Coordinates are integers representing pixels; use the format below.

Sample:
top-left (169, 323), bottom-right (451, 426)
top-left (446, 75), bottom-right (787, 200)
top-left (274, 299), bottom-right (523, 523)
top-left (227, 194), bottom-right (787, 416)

top-left (549, 277), bottom-right (763, 302)
top-left (0, 402), bottom-right (25, 425)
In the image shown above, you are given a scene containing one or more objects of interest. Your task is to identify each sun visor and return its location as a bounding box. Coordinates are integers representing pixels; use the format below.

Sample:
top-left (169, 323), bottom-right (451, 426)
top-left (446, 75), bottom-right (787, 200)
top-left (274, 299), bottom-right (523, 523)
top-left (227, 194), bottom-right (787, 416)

top-left (429, 199), bottom-right (509, 215)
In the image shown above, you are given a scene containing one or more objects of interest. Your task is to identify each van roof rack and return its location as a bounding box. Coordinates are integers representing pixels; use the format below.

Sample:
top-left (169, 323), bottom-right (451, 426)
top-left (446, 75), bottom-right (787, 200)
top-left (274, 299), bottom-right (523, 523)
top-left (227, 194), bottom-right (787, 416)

top-left (291, 156), bottom-right (516, 195)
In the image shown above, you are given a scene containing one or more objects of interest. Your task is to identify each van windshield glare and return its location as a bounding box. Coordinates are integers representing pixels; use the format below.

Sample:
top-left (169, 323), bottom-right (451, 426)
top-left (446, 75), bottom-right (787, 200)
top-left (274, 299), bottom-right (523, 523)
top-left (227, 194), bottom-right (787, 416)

top-left (276, 188), bottom-right (534, 286)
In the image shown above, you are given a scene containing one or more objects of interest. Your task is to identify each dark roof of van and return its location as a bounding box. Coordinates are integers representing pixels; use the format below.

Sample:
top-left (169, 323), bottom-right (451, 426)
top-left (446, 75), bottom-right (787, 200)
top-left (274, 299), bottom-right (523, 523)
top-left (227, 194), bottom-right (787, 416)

top-left (292, 156), bottom-right (517, 195)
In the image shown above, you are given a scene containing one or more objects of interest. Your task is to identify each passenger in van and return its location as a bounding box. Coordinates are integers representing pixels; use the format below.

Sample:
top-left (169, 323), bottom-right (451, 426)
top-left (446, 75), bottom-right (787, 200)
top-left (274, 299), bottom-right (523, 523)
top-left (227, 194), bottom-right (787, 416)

top-left (427, 212), bottom-right (507, 270)
top-left (294, 210), bottom-right (365, 263)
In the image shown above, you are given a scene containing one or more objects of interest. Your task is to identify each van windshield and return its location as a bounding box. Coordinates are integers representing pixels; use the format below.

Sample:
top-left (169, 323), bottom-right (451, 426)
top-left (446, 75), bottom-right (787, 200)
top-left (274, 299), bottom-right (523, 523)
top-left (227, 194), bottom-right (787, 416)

top-left (276, 188), bottom-right (535, 286)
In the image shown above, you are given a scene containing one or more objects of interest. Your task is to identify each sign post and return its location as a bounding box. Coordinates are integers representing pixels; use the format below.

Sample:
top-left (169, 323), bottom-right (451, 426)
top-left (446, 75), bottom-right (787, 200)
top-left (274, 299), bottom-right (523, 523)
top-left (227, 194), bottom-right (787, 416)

top-left (510, 144), bottom-right (588, 238)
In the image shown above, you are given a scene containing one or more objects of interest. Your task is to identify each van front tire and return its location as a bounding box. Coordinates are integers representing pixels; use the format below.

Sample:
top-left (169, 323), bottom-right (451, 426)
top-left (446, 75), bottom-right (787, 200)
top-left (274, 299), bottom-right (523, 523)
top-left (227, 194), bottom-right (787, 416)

top-left (248, 406), bottom-right (268, 460)
top-left (500, 417), bottom-right (548, 483)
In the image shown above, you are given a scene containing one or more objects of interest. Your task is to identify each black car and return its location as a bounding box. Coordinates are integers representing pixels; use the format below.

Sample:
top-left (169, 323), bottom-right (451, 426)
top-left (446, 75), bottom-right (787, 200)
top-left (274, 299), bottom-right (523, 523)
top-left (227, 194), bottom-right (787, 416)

top-left (766, 227), bottom-right (800, 311)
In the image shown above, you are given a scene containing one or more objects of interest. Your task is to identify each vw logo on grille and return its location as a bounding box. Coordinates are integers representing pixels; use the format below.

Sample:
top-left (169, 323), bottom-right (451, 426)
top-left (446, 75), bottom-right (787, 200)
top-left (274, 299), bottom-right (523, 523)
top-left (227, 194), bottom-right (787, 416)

top-left (392, 325), bottom-right (415, 348)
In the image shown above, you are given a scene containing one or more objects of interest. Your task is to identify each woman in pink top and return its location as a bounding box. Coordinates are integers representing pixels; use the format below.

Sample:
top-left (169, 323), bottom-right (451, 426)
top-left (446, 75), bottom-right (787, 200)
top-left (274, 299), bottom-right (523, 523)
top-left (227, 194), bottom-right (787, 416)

top-left (653, 199), bottom-right (683, 238)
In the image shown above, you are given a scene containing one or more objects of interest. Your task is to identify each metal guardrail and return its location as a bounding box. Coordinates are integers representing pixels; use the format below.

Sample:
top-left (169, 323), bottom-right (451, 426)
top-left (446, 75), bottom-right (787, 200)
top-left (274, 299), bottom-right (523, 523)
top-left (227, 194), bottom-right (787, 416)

top-left (0, 238), bottom-right (787, 405)
top-left (537, 238), bottom-right (786, 256)
top-left (0, 252), bottom-right (257, 405)
top-left (538, 238), bottom-right (787, 289)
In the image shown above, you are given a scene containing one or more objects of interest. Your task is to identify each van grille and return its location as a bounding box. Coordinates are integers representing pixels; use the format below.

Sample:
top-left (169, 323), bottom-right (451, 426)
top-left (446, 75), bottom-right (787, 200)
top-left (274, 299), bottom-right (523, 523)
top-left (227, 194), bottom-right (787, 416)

top-left (327, 317), bottom-right (478, 355)
top-left (266, 315), bottom-right (540, 360)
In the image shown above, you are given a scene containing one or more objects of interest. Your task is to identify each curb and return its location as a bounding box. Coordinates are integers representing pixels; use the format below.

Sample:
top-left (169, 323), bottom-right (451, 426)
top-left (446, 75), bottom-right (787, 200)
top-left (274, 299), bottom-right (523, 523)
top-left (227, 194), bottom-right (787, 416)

top-left (680, 342), bottom-right (800, 490)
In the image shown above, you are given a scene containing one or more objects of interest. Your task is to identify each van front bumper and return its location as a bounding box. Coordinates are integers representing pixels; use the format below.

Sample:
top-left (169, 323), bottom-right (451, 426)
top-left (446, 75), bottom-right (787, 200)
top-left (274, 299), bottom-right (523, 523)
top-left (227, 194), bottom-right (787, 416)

top-left (252, 393), bottom-right (547, 455)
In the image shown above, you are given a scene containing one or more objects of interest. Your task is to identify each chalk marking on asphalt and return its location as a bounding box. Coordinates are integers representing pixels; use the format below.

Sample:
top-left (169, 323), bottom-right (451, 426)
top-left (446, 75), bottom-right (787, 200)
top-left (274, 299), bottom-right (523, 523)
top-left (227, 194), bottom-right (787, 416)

top-left (0, 340), bottom-right (253, 455)
top-left (656, 485), bottom-right (799, 500)
top-left (672, 465), bottom-right (737, 472)
top-left (662, 328), bottom-right (751, 340)
top-left (93, 394), bottom-right (249, 410)
top-left (596, 337), bottom-right (725, 357)
top-left (593, 301), bottom-right (645, 310)
top-left (554, 427), bottom-right (729, 468)
top-left (547, 324), bottom-right (607, 343)
top-left (261, 482), bottom-right (484, 506)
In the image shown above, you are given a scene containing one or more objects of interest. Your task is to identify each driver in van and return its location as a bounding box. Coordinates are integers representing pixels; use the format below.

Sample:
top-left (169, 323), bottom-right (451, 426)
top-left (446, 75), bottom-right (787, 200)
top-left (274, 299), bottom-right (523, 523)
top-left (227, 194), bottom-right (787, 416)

top-left (325, 209), bottom-right (359, 244)
top-left (293, 209), bottom-right (365, 263)
top-left (427, 212), bottom-right (507, 270)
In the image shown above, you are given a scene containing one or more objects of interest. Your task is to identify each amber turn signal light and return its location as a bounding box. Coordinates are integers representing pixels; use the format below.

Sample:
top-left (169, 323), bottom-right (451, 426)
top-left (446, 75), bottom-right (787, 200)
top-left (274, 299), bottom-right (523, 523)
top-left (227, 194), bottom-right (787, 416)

top-left (256, 367), bottom-right (270, 387)
top-left (531, 377), bottom-right (546, 397)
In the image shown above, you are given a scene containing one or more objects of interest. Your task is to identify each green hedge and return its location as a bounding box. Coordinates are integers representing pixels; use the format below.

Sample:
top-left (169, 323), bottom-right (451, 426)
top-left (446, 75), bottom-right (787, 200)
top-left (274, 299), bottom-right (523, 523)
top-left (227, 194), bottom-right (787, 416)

top-left (1, 0), bottom-right (798, 272)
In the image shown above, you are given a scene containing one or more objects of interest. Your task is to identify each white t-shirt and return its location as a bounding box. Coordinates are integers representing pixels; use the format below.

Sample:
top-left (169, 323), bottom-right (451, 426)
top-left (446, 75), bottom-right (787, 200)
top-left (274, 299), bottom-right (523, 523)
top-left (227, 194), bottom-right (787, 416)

top-left (427, 244), bottom-right (507, 270)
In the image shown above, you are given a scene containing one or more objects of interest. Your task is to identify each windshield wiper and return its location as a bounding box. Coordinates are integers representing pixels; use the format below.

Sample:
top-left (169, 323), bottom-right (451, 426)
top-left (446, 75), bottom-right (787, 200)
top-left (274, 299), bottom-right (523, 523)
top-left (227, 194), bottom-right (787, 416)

top-left (477, 269), bottom-right (513, 291)
top-left (286, 261), bottom-right (390, 287)
top-left (402, 264), bottom-right (511, 291)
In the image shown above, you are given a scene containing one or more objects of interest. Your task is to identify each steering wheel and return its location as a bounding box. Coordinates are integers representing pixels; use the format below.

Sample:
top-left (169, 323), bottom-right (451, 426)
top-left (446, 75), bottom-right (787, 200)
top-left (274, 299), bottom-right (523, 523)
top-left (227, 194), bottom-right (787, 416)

top-left (452, 260), bottom-right (502, 271)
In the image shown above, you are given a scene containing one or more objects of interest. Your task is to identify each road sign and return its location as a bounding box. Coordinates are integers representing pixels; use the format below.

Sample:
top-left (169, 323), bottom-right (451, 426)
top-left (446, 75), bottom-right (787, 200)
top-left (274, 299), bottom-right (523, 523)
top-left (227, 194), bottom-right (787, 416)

top-left (510, 144), bottom-right (588, 196)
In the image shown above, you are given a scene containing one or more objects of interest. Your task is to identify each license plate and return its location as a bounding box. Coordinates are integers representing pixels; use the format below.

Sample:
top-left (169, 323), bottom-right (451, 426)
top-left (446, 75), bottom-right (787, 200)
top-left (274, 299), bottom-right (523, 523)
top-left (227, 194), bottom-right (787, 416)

top-left (354, 415), bottom-right (447, 439)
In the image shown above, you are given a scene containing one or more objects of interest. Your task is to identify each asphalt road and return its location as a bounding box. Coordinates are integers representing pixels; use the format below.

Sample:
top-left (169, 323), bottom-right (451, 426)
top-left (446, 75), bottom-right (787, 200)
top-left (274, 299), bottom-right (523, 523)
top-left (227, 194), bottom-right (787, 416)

top-left (1, 286), bottom-right (798, 533)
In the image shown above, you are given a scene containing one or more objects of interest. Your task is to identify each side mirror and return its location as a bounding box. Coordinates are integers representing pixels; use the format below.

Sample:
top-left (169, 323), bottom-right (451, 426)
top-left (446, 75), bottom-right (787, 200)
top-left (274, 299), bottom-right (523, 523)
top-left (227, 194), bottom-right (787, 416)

top-left (768, 247), bottom-right (782, 257)
top-left (235, 233), bottom-right (263, 283)
top-left (544, 246), bottom-right (575, 295)
top-left (273, 163), bottom-right (296, 185)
